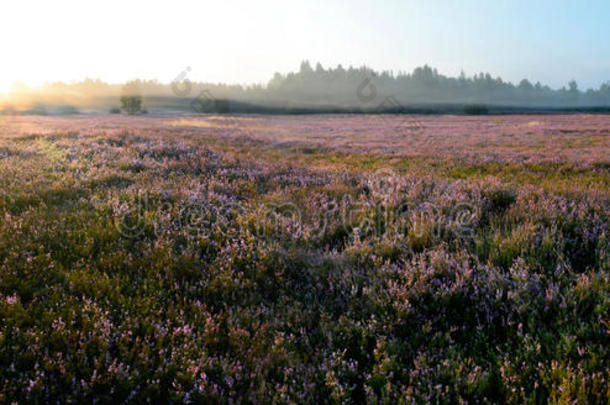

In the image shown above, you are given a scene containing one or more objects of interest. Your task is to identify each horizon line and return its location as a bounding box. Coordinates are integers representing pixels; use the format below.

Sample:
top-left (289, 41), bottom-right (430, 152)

top-left (3, 62), bottom-right (608, 94)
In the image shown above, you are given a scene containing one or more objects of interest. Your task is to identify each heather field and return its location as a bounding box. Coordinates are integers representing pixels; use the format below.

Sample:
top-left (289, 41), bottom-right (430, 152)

top-left (1, 113), bottom-right (609, 403)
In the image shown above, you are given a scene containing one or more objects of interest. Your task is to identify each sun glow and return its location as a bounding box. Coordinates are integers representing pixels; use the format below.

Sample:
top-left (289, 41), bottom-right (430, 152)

top-left (0, 80), bottom-right (11, 95)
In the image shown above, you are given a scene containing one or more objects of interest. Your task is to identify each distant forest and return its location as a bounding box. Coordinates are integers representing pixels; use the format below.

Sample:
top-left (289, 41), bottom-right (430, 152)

top-left (3, 62), bottom-right (610, 114)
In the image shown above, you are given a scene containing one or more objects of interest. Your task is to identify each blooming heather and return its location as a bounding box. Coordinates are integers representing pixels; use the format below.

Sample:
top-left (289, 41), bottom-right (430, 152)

top-left (0, 114), bottom-right (608, 403)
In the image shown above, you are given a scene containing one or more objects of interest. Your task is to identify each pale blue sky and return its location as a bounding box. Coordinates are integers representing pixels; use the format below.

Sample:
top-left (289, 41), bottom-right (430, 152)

top-left (1, 0), bottom-right (609, 92)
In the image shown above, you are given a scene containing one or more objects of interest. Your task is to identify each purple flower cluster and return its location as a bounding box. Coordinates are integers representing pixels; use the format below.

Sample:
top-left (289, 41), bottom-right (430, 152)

top-left (0, 114), bottom-right (608, 403)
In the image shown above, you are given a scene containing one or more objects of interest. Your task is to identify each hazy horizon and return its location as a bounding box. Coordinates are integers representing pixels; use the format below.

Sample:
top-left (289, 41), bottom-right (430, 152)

top-left (4, 62), bottom-right (610, 114)
top-left (2, 60), bottom-right (608, 93)
top-left (2, 0), bottom-right (610, 94)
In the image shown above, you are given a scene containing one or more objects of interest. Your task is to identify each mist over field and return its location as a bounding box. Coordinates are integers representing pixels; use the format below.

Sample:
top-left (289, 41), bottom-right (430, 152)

top-left (4, 62), bottom-right (610, 115)
top-left (1, 0), bottom-right (610, 403)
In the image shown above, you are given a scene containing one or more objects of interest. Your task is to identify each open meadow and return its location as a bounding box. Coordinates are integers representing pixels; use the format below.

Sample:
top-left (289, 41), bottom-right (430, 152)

top-left (0, 114), bottom-right (609, 403)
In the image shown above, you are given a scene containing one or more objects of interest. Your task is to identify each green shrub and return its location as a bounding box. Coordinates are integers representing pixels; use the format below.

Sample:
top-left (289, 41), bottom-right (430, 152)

top-left (464, 104), bottom-right (489, 115)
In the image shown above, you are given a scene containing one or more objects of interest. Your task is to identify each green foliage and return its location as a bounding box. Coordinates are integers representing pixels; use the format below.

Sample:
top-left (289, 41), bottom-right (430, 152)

top-left (464, 104), bottom-right (489, 115)
top-left (120, 80), bottom-right (144, 115)
top-left (120, 96), bottom-right (143, 115)
top-left (0, 116), bottom-right (609, 403)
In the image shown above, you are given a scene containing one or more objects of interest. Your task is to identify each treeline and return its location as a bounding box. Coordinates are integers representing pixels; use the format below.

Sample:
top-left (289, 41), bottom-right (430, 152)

top-left (267, 62), bottom-right (610, 107)
top-left (3, 62), bottom-right (610, 114)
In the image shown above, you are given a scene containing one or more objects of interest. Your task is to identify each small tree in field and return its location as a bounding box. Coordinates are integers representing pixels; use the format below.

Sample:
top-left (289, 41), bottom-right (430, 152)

top-left (120, 95), bottom-right (142, 114)
top-left (120, 81), bottom-right (144, 114)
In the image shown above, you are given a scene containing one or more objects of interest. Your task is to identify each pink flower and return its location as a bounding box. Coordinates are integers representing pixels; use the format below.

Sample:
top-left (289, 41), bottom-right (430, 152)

top-left (5, 294), bottom-right (18, 305)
